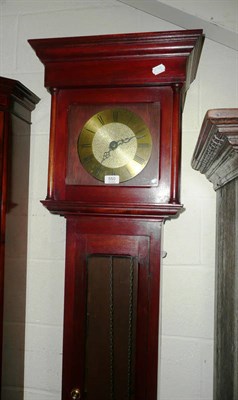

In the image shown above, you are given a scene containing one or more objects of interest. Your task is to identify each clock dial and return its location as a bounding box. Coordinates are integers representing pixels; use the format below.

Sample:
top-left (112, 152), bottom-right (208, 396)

top-left (77, 108), bottom-right (152, 183)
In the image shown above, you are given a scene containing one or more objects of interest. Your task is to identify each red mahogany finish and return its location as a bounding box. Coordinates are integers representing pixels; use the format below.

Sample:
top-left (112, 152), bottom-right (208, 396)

top-left (0, 77), bottom-right (39, 396)
top-left (29, 30), bottom-right (204, 400)
top-left (29, 30), bottom-right (204, 215)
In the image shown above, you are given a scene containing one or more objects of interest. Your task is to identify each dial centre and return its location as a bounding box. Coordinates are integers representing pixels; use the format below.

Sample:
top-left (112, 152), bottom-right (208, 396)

top-left (109, 140), bottom-right (118, 150)
top-left (92, 122), bottom-right (137, 168)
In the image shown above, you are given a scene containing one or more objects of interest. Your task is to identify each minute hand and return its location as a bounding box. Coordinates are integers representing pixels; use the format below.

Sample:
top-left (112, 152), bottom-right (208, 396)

top-left (120, 136), bottom-right (135, 144)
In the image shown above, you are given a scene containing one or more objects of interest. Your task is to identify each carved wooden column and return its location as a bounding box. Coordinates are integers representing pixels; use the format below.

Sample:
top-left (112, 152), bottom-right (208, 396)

top-left (191, 109), bottom-right (238, 400)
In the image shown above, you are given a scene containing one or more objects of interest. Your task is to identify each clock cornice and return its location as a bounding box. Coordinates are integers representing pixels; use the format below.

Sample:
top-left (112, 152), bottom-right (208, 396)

top-left (29, 29), bottom-right (204, 93)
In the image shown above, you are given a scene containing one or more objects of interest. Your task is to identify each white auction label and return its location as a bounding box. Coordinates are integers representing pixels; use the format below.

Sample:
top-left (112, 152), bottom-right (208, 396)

top-left (104, 175), bottom-right (120, 184)
top-left (152, 63), bottom-right (166, 75)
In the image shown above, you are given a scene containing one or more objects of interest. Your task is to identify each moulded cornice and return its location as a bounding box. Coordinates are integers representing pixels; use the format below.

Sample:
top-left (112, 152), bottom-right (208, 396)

top-left (28, 30), bottom-right (203, 61)
top-left (41, 199), bottom-right (184, 219)
top-left (0, 76), bottom-right (40, 113)
top-left (28, 30), bottom-right (204, 92)
top-left (191, 109), bottom-right (238, 190)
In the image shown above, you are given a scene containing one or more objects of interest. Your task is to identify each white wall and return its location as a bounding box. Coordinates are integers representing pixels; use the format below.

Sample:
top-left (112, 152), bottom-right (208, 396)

top-left (1, 1), bottom-right (237, 399)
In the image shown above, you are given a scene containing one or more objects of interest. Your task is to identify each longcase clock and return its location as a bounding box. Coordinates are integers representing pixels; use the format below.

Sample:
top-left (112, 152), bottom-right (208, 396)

top-left (29, 30), bottom-right (204, 400)
top-left (0, 77), bottom-right (39, 397)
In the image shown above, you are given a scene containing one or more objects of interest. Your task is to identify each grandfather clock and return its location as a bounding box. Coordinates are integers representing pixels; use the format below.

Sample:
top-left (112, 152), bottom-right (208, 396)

top-left (0, 77), bottom-right (39, 396)
top-left (29, 30), bottom-right (204, 400)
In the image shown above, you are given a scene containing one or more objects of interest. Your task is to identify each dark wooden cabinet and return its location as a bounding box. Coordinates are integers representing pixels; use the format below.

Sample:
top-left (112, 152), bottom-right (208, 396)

top-left (0, 77), bottom-right (39, 396)
top-left (192, 109), bottom-right (238, 400)
top-left (29, 30), bottom-right (204, 400)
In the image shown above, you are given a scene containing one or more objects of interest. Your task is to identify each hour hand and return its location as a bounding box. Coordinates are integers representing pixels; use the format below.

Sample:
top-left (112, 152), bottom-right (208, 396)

top-left (101, 136), bottom-right (136, 164)
top-left (101, 140), bottom-right (119, 163)
top-left (101, 149), bottom-right (112, 163)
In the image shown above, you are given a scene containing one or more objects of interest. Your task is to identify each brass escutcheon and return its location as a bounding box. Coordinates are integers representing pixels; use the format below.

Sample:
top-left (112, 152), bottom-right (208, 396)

top-left (70, 388), bottom-right (81, 399)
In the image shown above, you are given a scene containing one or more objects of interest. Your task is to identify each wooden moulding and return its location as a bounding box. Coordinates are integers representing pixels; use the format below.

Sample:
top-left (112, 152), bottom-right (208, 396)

top-left (192, 109), bottom-right (238, 400)
top-left (191, 109), bottom-right (238, 190)
top-left (28, 29), bottom-right (204, 98)
top-left (0, 76), bottom-right (39, 116)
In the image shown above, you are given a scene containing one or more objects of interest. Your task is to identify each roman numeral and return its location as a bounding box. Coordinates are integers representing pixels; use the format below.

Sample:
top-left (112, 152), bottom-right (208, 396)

top-left (134, 155), bottom-right (145, 165)
top-left (126, 114), bottom-right (135, 125)
top-left (93, 165), bottom-right (102, 177)
top-left (113, 110), bottom-right (119, 122)
top-left (80, 143), bottom-right (91, 148)
top-left (83, 154), bottom-right (94, 164)
top-left (97, 114), bottom-right (104, 125)
top-left (137, 143), bottom-right (150, 148)
top-left (135, 128), bottom-right (145, 135)
top-left (85, 128), bottom-right (95, 134)
top-left (120, 166), bottom-right (132, 180)
top-left (125, 167), bottom-right (132, 177)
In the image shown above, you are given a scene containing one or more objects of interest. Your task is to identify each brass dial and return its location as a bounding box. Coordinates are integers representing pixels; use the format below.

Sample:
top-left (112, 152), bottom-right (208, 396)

top-left (77, 108), bottom-right (152, 183)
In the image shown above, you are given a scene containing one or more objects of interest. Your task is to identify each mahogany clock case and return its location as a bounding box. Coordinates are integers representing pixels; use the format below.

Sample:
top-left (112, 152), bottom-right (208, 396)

top-left (28, 30), bottom-right (204, 400)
